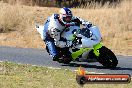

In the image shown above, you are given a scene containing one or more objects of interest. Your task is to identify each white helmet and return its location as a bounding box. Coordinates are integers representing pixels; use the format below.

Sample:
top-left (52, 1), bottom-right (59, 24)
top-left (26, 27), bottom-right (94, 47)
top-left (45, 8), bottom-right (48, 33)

top-left (59, 7), bottom-right (73, 24)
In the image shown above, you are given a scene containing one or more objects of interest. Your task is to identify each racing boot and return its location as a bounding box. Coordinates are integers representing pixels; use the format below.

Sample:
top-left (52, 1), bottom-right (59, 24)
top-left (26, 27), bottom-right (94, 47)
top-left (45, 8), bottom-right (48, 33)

top-left (53, 55), bottom-right (64, 63)
top-left (53, 55), bottom-right (59, 61)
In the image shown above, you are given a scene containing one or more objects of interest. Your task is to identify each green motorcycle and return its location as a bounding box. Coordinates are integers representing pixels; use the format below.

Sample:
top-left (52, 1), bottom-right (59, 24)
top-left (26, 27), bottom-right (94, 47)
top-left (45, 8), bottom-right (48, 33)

top-left (59, 25), bottom-right (118, 69)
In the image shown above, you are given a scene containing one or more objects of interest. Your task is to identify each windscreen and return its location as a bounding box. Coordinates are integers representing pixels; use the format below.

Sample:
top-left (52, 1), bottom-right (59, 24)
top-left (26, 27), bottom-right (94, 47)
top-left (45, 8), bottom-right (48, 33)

top-left (77, 28), bottom-right (92, 38)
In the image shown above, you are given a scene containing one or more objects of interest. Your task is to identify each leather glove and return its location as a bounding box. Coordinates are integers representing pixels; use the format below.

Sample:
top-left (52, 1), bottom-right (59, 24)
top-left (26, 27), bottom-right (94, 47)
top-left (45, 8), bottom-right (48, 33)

top-left (86, 23), bottom-right (92, 28)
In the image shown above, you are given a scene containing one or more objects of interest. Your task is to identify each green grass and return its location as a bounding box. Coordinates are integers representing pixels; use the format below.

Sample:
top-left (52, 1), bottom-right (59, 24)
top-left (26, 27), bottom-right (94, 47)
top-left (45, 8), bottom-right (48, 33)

top-left (0, 61), bottom-right (131, 88)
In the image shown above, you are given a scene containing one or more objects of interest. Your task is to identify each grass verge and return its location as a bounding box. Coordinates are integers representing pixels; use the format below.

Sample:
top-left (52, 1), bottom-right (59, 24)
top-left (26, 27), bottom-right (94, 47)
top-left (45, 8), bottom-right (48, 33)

top-left (0, 3), bottom-right (34, 32)
top-left (0, 61), bottom-right (131, 88)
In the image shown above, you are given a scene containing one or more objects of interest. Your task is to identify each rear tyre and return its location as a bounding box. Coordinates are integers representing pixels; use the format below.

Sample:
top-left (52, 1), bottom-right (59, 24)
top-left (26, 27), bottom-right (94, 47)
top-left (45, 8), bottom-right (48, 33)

top-left (97, 46), bottom-right (118, 69)
top-left (62, 57), bottom-right (72, 64)
top-left (58, 47), bottom-right (72, 64)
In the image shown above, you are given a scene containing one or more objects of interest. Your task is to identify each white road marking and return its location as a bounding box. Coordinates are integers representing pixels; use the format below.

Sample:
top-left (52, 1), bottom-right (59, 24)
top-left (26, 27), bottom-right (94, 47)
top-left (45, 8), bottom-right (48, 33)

top-left (74, 69), bottom-right (105, 74)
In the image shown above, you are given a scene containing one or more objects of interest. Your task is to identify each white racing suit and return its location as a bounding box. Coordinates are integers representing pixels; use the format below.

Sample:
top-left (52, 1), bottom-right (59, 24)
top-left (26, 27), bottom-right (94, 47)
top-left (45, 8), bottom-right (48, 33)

top-left (37, 14), bottom-right (94, 58)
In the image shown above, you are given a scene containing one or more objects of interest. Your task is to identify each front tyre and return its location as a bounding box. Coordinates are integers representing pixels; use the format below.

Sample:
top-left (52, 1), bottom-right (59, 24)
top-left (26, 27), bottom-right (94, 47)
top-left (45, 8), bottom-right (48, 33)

top-left (97, 46), bottom-right (118, 69)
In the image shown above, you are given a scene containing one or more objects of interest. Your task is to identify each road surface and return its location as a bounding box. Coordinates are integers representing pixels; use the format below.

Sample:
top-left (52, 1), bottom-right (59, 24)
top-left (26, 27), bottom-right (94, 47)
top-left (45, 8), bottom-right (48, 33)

top-left (0, 46), bottom-right (132, 75)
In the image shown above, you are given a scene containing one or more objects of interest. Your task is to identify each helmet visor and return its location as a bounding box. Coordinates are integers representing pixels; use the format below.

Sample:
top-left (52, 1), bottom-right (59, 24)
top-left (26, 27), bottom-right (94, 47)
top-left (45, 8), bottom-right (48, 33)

top-left (63, 16), bottom-right (72, 23)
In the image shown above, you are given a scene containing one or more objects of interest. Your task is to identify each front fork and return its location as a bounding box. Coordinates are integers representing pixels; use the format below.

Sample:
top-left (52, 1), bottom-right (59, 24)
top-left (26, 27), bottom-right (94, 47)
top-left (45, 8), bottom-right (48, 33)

top-left (71, 43), bottom-right (103, 61)
top-left (93, 43), bottom-right (103, 57)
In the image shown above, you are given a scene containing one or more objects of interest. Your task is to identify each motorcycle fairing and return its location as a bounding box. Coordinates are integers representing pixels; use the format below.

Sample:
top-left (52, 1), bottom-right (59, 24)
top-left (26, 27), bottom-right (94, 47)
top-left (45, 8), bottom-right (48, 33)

top-left (71, 43), bottom-right (103, 60)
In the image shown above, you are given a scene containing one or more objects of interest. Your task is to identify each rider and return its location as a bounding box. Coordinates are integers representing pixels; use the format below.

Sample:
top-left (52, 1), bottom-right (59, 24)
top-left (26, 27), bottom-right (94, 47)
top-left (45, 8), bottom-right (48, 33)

top-left (41, 7), bottom-right (93, 62)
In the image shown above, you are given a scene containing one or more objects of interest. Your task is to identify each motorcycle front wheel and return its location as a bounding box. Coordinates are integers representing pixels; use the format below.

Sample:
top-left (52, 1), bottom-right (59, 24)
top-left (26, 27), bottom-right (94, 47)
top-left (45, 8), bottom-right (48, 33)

top-left (97, 46), bottom-right (118, 69)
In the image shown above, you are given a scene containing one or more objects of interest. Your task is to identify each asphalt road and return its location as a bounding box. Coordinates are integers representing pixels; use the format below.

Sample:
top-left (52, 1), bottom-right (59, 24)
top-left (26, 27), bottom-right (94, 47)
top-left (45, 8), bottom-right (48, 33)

top-left (0, 46), bottom-right (132, 75)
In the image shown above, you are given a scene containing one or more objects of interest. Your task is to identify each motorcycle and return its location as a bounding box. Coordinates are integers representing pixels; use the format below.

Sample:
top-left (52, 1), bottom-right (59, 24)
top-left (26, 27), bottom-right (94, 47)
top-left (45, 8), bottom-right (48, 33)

top-left (36, 24), bottom-right (118, 69)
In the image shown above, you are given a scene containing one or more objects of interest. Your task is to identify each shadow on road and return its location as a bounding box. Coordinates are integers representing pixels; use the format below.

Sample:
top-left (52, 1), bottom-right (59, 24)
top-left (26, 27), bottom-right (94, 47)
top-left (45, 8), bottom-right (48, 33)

top-left (61, 62), bottom-right (132, 71)
top-left (113, 67), bottom-right (132, 71)
top-left (61, 62), bottom-right (107, 69)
